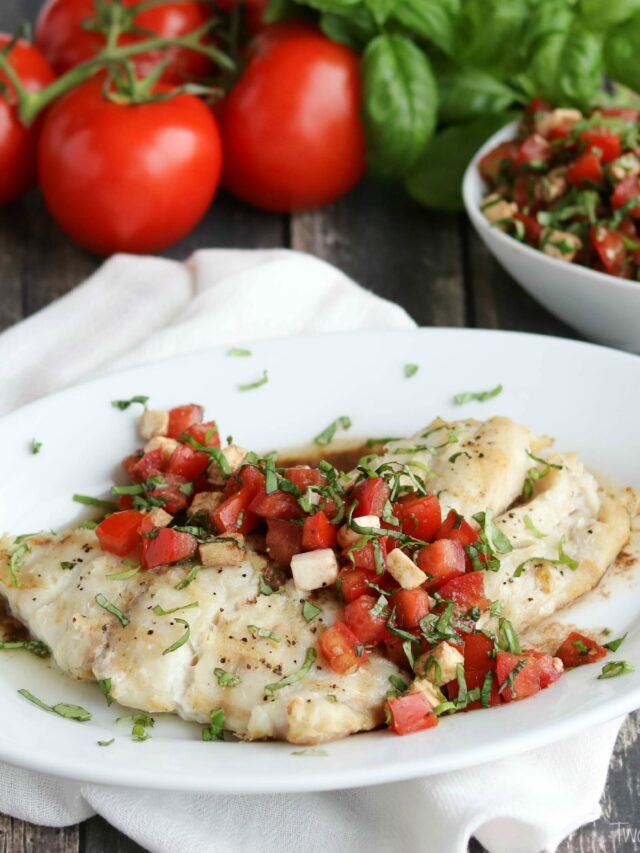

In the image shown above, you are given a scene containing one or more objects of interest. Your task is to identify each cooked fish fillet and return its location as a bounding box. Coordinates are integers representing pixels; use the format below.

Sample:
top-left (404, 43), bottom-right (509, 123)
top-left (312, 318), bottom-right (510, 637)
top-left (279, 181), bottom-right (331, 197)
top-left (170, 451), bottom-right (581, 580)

top-left (378, 416), bottom-right (548, 518)
top-left (0, 531), bottom-right (400, 744)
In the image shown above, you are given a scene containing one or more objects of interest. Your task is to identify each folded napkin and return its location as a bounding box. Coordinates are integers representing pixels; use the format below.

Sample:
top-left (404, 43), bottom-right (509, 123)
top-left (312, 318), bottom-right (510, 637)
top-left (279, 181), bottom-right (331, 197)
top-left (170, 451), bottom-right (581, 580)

top-left (0, 248), bottom-right (622, 852)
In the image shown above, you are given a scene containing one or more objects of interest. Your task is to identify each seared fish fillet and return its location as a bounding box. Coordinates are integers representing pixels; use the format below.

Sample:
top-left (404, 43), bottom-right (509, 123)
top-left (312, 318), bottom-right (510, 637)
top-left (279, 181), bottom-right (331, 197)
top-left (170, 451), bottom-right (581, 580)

top-left (0, 531), bottom-right (400, 744)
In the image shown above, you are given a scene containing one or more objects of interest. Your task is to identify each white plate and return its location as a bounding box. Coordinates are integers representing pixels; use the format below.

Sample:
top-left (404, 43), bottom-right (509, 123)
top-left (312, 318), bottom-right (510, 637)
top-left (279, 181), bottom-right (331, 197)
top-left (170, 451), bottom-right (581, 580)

top-left (463, 122), bottom-right (640, 353)
top-left (1, 328), bottom-right (639, 793)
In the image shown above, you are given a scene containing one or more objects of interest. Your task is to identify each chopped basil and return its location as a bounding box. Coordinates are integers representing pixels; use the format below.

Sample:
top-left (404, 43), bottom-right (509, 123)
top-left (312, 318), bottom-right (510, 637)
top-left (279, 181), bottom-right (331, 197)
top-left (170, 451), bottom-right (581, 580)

top-left (291, 747), bottom-right (328, 757)
top-left (480, 671), bottom-right (494, 708)
top-left (453, 384), bottom-right (503, 405)
top-left (449, 451), bottom-right (471, 464)
top-left (73, 494), bottom-right (117, 511)
top-left (202, 708), bottom-right (225, 741)
top-left (214, 668), bottom-right (241, 687)
top-left (18, 689), bottom-right (91, 721)
top-left (247, 625), bottom-right (281, 643)
top-left (60, 561), bottom-right (75, 570)
top-left (30, 439), bottom-right (42, 455)
top-left (98, 739), bottom-right (115, 747)
top-left (472, 510), bottom-right (512, 555)
top-left (99, 678), bottom-right (112, 706)
top-left (513, 535), bottom-right (578, 578)
top-left (403, 640), bottom-right (416, 670)
top-left (354, 643), bottom-right (365, 657)
top-left (370, 594), bottom-right (389, 619)
top-left (301, 600), bottom-right (321, 622)
top-left (433, 700), bottom-right (458, 716)
top-left (327, 694), bottom-right (338, 703)
top-left (258, 574), bottom-right (281, 596)
top-left (489, 600), bottom-right (502, 616)
top-left (116, 713), bottom-right (155, 741)
top-left (264, 647), bottom-right (317, 696)
top-left (497, 617), bottom-right (521, 654)
top-left (0, 639), bottom-right (49, 658)
top-left (524, 515), bottom-right (546, 538)
top-left (604, 633), bottom-right (628, 653)
top-left (9, 542), bottom-right (30, 587)
top-left (14, 532), bottom-right (38, 544)
top-left (106, 565), bottom-right (140, 581)
top-left (152, 602), bottom-right (199, 617)
top-left (181, 434), bottom-right (231, 476)
top-left (572, 639), bottom-right (590, 656)
top-left (522, 451), bottom-right (563, 500)
top-left (454, 663), bottom-right (481, 709)
top-left (161, 618), bottom-right (190, 655)
top-left (598, 660), bottom-right (634, 680)
top-left (237, 370), bottom-right (268, 392)
top-left (403, 364), bottom-right (419, 378)
top-left (95, 593), bottom-right (130, 626)
top-left (175, 565), bottom-right (205, 590)
top-left (228, 347), bottom-right (252, 357)
top-left (388, 675), bottom-right (409, 693)
top-left (78, 519), bottom-right (99, 530)
top-left (111, 396), bottom-right (149, 411)
top-left (314, 415), bottom-right (352, 447)
top-left (498, 659), bottom-right (527, 697)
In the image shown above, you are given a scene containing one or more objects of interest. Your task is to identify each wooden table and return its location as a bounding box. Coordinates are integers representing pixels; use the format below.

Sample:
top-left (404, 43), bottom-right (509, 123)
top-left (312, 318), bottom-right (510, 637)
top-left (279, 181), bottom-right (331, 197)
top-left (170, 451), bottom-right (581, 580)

top-left (2, 1), bottom-right (639, 850)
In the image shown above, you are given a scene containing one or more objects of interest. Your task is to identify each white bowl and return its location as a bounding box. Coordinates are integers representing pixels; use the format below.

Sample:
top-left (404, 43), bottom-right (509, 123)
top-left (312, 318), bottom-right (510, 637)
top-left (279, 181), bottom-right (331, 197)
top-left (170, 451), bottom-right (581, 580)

top-left (463, 121), bottom-right (640, 352)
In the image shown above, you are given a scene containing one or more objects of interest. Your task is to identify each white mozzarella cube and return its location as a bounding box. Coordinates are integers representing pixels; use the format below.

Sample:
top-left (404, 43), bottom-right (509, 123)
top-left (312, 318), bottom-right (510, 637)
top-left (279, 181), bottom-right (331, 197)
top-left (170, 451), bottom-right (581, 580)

top-left (290, 549), bottom-right (339, 591)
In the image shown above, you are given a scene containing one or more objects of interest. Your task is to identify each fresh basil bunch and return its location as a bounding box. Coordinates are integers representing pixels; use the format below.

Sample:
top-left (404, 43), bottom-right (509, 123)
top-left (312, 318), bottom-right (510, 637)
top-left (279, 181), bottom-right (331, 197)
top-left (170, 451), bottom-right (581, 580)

top-left (266, 0), bottom-right (640, 210)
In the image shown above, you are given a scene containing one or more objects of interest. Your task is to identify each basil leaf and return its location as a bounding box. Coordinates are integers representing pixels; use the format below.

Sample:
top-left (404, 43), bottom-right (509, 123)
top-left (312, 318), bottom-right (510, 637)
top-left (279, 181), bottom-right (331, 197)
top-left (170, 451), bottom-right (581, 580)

top-left (598, 660), bottom-right (635, 679)
top-left (472, 509), bottom-right (512, 555)
top-left (111, 395), bottom-right (149, 411)
top-left (454, 384), bottom-right (503, 405)
top-left (31, 439), bottom-right (42, 455)
top-left (581, 0), bottom-right (640, 28)
top-left (436, 62), bottom-right (521, 124)
top-left (314, 415), bottom-right (352, 446)
top-left (362, 34), bottom-right (438, 178)
top-left (319, 5), bottom-right (377, 50)
top-left (18, 689), bottom-right (91, 721)
top-left (291, 747), bottom-right (328, 757)
top-left (202, 708), bottom-right (225, 741)
top-left (214, 668), bottom-right (241, 687)
top-left (604, 632), bottom-right (628, 652)
top-left (175, 564), bottom-right (204, 590)
top-left (117, 713), bottom-right (155, 741)
top-left (364, 0), bottom-right (394, 25)
top-left (302, 600), bottom-right (321, 622)
top-left (247, 624), bottom-right (281, 642)
top-left (0, 640), bottom-right (49, 658)
top-left (264, 647), bottom-right (317, 695)
top-left (161, 618), bottom-right (190, 655)
top-left (237, 370), bottom-right (268, 392)
top-left (98, 739), bottom-right (115, 747)
top-left (9, 542), bottom-right (30, 587)
top-left (454, 0), bottom-right (530, 74)
top-left (152, 602), bottom-right (199, 617)
top-left (73, 494), bottom-right (117, 511)
top-left (527, 22), bottom-right (603, 109)
top-left (393, 0), bottom-right (459, 55)
top-left (99, 678), bottom-right (113, 706)
top-left (227, 347), bottom-right (252, 357)
top-left (524, 515), bottom-right (546, 539)
top-left (604, 13), bottom-right (640, 91)
top-left (106, 566), bottom-right (140, 580)
top-left (404, 363), bottom-right (419, 378)
top-left (497, 617), bottom-right (521, 654)
top-left (95, 593), bottom-right (130, 627)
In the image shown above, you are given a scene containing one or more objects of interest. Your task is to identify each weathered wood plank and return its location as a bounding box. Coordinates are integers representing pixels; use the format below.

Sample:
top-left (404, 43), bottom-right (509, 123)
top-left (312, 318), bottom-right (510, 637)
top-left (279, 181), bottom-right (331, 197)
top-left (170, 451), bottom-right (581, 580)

top-left (83, 816), bottom-right (146, 853)
top-left (0, 816), bottom-right (79, 853)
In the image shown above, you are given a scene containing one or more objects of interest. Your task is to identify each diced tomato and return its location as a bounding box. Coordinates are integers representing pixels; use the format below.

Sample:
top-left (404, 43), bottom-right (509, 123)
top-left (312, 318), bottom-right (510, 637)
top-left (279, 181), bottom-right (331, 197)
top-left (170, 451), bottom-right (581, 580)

top-left (301, 511), bottom-right (336, 551)
top-left (463, 631), bottom-right (496, 671)
top-left (344, 537), bottom-right (388, 572)
top-left (166, 404), bottom-right (203, 440)
top-left (212, 486), bottom-right (261, 534)
top-left (435, 510), bottom-right (477, 548)
top-left (512, 173), bottom-right (532, 208)
top-left (595, 107), bottom-right (638, 122)
top-left (118, 494), bottom-right (134, 510)
top-left (166, 445), bottom-right (209, 481)
top-left (183, 420), bottom-right (221, 448)
top-left (122, 452), bottom-right (142, 479)
top-left (567, 151), bottom-right (603, 187)
top-left (495, 650), bottom-right (561, 702)
top-left (265, 518), bottom-right (303, 565)
top-left (387, 692), bottom-right (438, 735)
top-left (478, 141), bottom-right (518, 186)
top-left (147, 473), bottom-right (190, 515)
top-left (141, 526), bottom-right (198, 570)
top-left (416, 539), bottom-right (466, 591)
top-left (394, 494), bottom-right (441, 542)
top-left (129, 448), bottom-right (165, 482)
top-left (318, 620), bottom-right (368, 674)
top-left (350, 477), bottom-right (390, 518)
top-left (590, 226), bottom-right (627, 277)
top-left (283, 467), bottom-right (324, 490)
top-left (250, 489), bottom-right (304, 520)
top-left (612, 174), bottom-right (640, 217)
top-left (343, 594), bottom-right (388, 645)
top-left (337, 567), bottom-right (377, 602)
top-left (525, 98), bottom-right (552, 116)
top-left (514, 212), bottom-right (542, 245)
top-left (438, 573), bottom-right (489, 613)
top-left (391, 588), bottom-right (430, 629)
top-left (447, 668), bottom-right (500, 710)
top-left (516, 133), bottom-right (551, 168)
top-left (580, 129), bottom-right (621, 164)
top-left (96, 510), bottom-right (145, 557)
top-left (384, 636), bottom-right (414, 670)
top-left (555, 631), bottom-right (607, 668)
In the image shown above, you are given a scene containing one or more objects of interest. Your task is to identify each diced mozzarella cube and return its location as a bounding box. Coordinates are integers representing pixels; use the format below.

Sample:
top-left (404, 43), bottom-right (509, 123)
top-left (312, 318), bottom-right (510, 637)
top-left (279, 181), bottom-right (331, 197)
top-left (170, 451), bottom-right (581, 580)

top-left (138, 410), bottom-right (169, 440)
top-left (189, 491), bottom-right (225, 517)
top-left (291, 549), bottom-right (339, 591)
top-left (535, 108), bottom-right (582, 137)
top-left (208, 444), bottom-right (248, 485)
top-left (199, 534), bottom-right (245, 567)
top-left (386, 549), bottom-right (427, 589)
top-left (148, 508), bottom-right (172, 528)
top-left (144, 436), bottom-right (179, 460)
top-left (410, 678), bottom-right (443, 709)
top-left (416, 641), bottom-right (464, 686)
top-left (337, 516), bottom-right (380, 549)
top-left (481, 194), bottom-right (517, 224)
top-left (542, 229), bottom-right (582, 262)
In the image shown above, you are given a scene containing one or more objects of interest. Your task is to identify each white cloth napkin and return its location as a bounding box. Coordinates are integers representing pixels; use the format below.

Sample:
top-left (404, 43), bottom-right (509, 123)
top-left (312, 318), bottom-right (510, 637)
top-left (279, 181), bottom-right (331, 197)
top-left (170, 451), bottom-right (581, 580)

top-left (0, 248), bottom-right (623, 852)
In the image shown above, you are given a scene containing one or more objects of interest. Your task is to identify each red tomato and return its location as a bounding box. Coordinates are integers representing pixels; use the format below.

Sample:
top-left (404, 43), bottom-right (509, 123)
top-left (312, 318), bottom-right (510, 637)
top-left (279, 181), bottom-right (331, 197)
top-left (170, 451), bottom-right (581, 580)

top-left (166, 445), bottom-right (209, 481)
top-left (129, 448), bottom-right (165, 482)
top-left (463, 632), bottom-right (496, 671)
top-left (283, 467), bottom-right (324, 490)
top-left (514, 212), bottom-right (542, 245)
top-left (336, 567), bottom-right (378, 602)
top-left (141, 526), bottom-right (198, 569)
top-left (38, 80), bottom-right (222, 255)
top-left (350, 477), bottom-right (390, 518)
top-left (590, 226), bottom-right (628, 277)
top-left (566, 151), bottom-right (603, 187)
top-left (447, 668), bottom-right (500, 710)
top-left (167, 404), bottom-right (204, 439)
top-left (35, 0), bottom-right (213, 83)
top-left (250, 489), bottom-right (304, 520)
top-left (435, 510), bottom-right (477, 548)
top-left (387, 692), bottom-right (438, 735)
top-left (516, 133), bottom-right (551, 167)
top-left (343, 594), bottom-right (388, 645)
top-left (580, 129), bottom-right (621, 164)
top-left (218, 24), bottom-right (365, 212)
top-left (0, 35), bottom-right (55, 206)
top-left (611, 174), bottom-right (640, 217)
top-left (394, 495), bottom-right (441, 542)
top-left (391, 588), bottom-right (430, 629)
top-left (555, 631), bottom-right (607, 668)
top-left (213, 486), bottom-right (261, 534)
top-left (344, 537), bottom-right (388, 572)
top-left (183, 420), bottom-right (221, 448)
top-left (416, 539), bottom-right (466, 591)
top-left (525, 98), bottom-right (552, 116)
top-left (437, 573), bottom-right (489, 613)
top-left (147, 473), bottom-right (190, 515)
top-left (495, 651), bottom-right (561, 702)
top-left (595, 107), bottom-right (638, 122)
top-left (96, 510), bottom-right (144, 556)
top-left (477, 141), bottom-right (518, 186)
top-left (512, 173), bottom-right (532, 208)
top-left (318, 620), bottom-right (368, 674)
top-left (265, 518), bottom-right (303, 565)
top-left (302, 511), bottom-right (336, 551)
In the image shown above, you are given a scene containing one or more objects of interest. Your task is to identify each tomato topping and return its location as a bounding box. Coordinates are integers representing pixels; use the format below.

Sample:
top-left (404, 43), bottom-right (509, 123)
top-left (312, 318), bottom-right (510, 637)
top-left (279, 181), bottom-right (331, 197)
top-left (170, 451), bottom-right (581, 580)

top-left (336, 567), bottom-right (378, 602)
top-left (283, 467), bottom-right (324, 490)
top-left (387, 692), bottom-right (438, 735)
top-left (212, 486), bottom-right (261, 534)
top-left (495, 650), bottom-right (561, 702)
top-left (567, 151), bottom-right (603, 187)
top-left (147, 473), bottom-right (189, 515)
top-left (514, 212), bottom-right (542, 245)
top-left (477, 141), bottom-right (518, 187)
top-left (596, 107), bottom-right (638, 122)
top-left (463, 631), bottom-right (497, 671)
top-left (525, 98), bottom-right (552, 116)
top-left (96, 510), bottom-right (145, 557)
top-left (165, 444), bottom-right (209, 481)
top-left (265, 518), bottom-right (304, 565)
top-left (555, 631), bottom-right (607, 668)
top-left (512, 173), bottom-right (532, 208)
top-left (344, 537), bottom-right (388, 572)
top-left (447, 668), bottom-right (501, 710)
top-left (437, 573), bottom-right (489, 613)
top-left (141, 526), bottom-right (198, 569)
top-left (390, 588), bottom-right (430, 629)
top-left (166, 404), bottom-right (203, 439)
top-left (250, 489), bottom-right (304, 519)
top-left (394, 494), bottom-right (441, 542)
top-left (611, 174), bottom-right (640, 217)
top-left (516, 133), bottom-right (551, 168)
top-left (302, 511), bottom-right (336, 551)
top-left (129, 448), bottom-right (165, 482)
top-left (343, 594), bottom-right (389, 645)
top-left (580, 129), bottom-right (621, 164)
top-left (416, 539), bottom-right (466, 591)
top-left (435, 510), bottom-right (477, 548)
top-left (183, 420), bottom-right (221, 448)
top-left (590, 226), bottom-right (628, 277)
top-left (318, 621), bottom-right (368, 674)
top-left (350, 477), bottom-right (390, 518)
